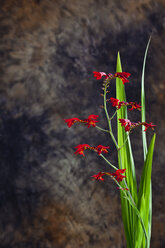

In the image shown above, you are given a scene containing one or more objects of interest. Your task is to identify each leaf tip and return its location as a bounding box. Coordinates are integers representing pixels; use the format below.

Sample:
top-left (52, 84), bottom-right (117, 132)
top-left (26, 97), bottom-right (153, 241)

top-left (117, 51), bottom-right (120, 60)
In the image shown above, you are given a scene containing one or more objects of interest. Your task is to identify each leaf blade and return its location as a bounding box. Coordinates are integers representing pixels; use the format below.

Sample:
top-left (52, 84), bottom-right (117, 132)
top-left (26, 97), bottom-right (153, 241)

top-left (136, 133), bottom-right (156, 248)
top-left (116, 53), bottom-right (138, 247)
top-left (141, 37), bottom-right (151, 160)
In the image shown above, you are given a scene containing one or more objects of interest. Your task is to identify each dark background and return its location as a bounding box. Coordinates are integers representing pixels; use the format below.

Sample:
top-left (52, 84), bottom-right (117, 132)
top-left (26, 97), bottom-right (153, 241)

top-left (0, 0), bottom-right (164, 247)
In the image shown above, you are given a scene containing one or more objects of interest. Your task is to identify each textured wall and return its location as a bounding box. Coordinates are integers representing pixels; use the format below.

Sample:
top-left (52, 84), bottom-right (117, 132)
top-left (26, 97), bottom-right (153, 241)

top-left (0, 0), bottom-right (165, 247)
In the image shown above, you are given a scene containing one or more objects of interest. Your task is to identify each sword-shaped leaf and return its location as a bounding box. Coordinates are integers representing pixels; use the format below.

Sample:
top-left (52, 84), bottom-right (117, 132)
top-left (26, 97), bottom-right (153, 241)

top-left (135, 133), bottom-right (156, 248)
top-left (116, 53), bottom-right (138, 247)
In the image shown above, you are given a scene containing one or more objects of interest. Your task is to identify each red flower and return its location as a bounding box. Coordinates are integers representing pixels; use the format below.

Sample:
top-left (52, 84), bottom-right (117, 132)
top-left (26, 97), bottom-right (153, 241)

top-left (93, 71), bottom-right (109, 80)
top-left (125, 123), bottom-right (131, 132)
top-left (87, 114), bottom-right (98, 119)
top-left (116, 168), bottom-right (126, 174)
top-left (74, 144), bottom-right (91, 156)
top-left (110, 97), bottom-right (120, 107)
top-left (119, 119), bottom-right (129, 127)
top-left (119, 119), bottom-right (138, 132)
top-left (95, 145), bottom-right (110, 155)
top-left (113, 72), bottom-right (131, 84)
top-left (110, 98), bottom-right (128, 110)
top-left (110, 169), bottom-right (126, 182)
top-left (118, 101), bottom-right (128, 109)
top-left (91, 172), bottom-right (105, 181)
top-left (83, 114), bottom-right (99, 128)
top-left (129, 102), bottom-right (141, 111)
top-left (142, 122), bottom-right (156, 132)
top-left (64, 118), bottom-right (80, 128)
top-left (119, 119), bottom-right (132, 132)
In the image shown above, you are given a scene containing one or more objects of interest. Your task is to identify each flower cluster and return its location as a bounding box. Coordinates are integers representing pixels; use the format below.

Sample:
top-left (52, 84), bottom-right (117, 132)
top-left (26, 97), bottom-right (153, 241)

top-left (64, 114), bottom-right (99, 128)
top-left (74, 144), bottom-right (110, 157)
top-left (92, 169), bottom-right (126, 182)
top-left (119, 119), bottom-right (156, 132)
top-left (93, 71), bottom-right (131, 84)
top-left (65, 69), bottom-right (156, 193)
top-left (109, 97), bottom-right (141, 111)
top-left (65, 57), bottom-right (157, 247)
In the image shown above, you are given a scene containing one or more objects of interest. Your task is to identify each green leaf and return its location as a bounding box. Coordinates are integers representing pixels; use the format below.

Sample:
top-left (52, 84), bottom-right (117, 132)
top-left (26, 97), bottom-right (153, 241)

top-left (141, 37), bottom-right (151, 160)
top-left (137, 37), bottom-right (153, 248)
top-left (135, 133), bottom-right (156, 248)
top-left (116, 53), bottom-right (138, 247)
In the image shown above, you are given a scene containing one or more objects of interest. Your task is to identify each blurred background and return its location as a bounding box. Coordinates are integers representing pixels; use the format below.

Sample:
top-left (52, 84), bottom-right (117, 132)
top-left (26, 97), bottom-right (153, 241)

top-left (0, 0), bottom-right (164, 247)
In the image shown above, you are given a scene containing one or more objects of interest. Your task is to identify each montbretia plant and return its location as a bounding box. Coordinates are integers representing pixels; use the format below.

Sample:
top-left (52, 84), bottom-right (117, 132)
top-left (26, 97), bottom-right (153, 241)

top-left (64, 39), bottom-right (156, 248)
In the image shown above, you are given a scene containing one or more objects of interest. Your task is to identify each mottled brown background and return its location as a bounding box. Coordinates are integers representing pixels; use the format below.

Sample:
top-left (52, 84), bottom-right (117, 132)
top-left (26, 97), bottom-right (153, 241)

top-left (0, 0), bottom-right (165, 247)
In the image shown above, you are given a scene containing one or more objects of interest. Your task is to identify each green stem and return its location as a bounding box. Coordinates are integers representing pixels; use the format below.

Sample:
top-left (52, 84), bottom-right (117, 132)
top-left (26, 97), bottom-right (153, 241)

top-left (95, 126), bottom-right (109, 133)
top-left (103, 86), bottom-right (118, 149)
top-left (109, 110), bottom-right (117, 120)
top-left (100, 154), bottom-right (118, 170)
